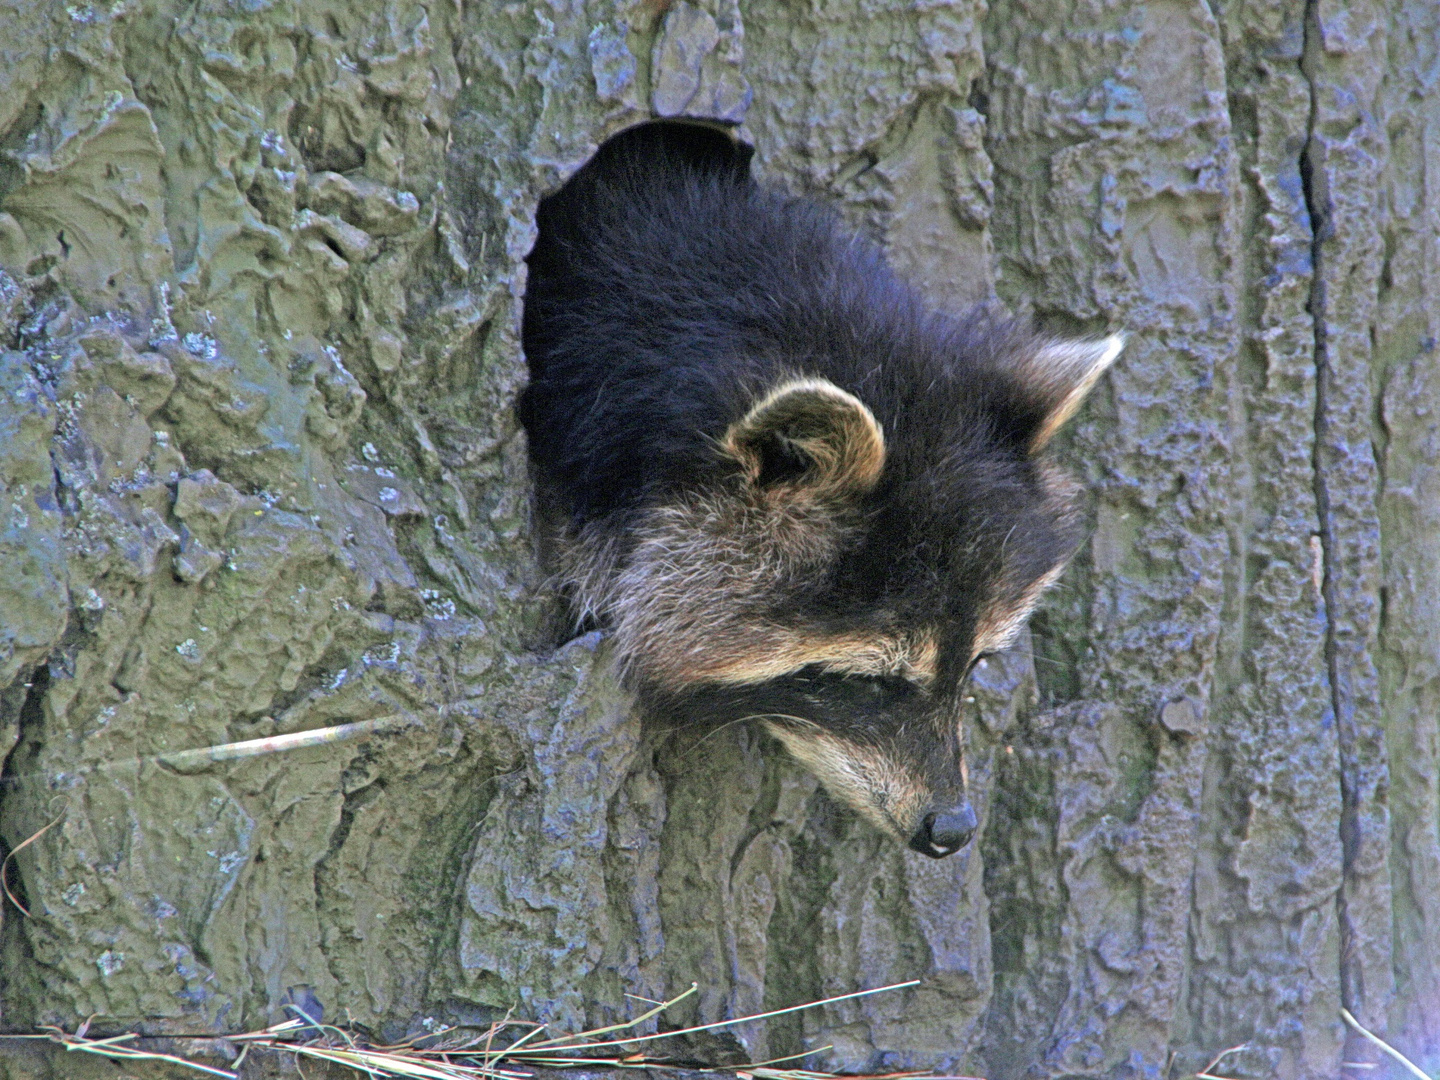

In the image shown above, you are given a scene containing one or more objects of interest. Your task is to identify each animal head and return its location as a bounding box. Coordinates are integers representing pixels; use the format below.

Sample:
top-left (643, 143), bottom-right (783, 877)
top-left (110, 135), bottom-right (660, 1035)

top-left (559, 333), bottom-right (1122, 856)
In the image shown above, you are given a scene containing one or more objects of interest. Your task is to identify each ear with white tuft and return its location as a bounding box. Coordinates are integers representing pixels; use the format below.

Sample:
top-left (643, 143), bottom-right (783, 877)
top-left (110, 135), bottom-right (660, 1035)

top-left (1018, 335), bottom-right (1125, 453)
top-left (722, 377), bottom-right (886, 497)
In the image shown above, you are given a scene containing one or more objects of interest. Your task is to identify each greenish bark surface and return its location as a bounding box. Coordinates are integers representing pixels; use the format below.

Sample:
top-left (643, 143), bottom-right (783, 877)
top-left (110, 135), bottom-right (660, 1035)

top-left (0, 1), bottom-right (1435, 1078)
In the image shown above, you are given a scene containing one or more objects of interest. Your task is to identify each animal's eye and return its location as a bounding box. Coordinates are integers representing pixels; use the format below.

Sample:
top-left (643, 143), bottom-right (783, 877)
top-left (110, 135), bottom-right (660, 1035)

top-left (785, 666), bottom-right (917, 705)
top-left (835, 672), bottom-right (916, 704)
top-left (869, 674), bottom-right (912, 695)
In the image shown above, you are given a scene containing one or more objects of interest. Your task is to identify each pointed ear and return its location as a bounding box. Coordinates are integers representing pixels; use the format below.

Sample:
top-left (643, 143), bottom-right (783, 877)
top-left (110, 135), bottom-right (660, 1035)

top-left (722, 378), bottom-right (885, 497)
top-left (1012, 335), bottom-right (1124, 453)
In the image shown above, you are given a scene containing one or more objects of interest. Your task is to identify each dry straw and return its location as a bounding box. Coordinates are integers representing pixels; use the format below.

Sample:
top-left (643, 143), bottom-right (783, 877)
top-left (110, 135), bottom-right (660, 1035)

top-left (4, 979), bottom-right (990, 1080)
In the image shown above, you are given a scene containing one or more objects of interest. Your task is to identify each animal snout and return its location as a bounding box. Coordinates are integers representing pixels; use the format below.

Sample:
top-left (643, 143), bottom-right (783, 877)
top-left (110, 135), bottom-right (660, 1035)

top-left (909, 803), bottom-right (978, 859)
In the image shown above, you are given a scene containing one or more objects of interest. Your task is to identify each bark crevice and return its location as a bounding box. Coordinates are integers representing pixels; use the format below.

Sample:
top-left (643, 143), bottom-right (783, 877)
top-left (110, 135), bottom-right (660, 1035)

top-left (1299, 0), bottom-right (1364, 1028)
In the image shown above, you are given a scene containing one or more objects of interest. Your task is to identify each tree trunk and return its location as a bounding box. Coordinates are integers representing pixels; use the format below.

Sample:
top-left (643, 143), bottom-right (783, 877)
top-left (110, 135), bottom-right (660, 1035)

top-left (0, 1), bottom-right (1436, 1078)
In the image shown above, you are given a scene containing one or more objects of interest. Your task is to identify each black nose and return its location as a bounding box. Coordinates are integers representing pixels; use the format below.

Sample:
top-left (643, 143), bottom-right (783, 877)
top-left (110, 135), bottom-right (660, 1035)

top-left (908, 803), bottom-right (978, 858)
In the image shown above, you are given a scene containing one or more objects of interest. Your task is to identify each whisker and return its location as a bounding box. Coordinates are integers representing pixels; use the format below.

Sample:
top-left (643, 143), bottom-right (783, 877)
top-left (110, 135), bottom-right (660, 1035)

top-left (741, 712), bottom-right (823, 730)
top-left (676, 716), bottom-right (753, 758)
top-left (1028, 654), bottom-right (1070, 670)
top-left (674, 712), bottom-right (822, 761)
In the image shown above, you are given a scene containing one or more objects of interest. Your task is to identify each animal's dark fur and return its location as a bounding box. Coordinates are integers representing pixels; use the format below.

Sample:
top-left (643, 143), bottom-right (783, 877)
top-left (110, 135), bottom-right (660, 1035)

top-left (520, 121), bottom-right (1120, 857)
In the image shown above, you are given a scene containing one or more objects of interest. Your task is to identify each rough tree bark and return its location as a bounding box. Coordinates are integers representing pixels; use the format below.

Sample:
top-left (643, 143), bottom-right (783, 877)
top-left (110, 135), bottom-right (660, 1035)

top-left (0, 1), bottom-right (1436, 1078)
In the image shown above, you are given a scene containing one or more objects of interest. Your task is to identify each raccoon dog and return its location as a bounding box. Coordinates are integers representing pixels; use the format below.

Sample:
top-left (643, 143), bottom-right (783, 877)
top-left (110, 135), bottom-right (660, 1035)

top-left (519, 122), bottom-right (1121, 858)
